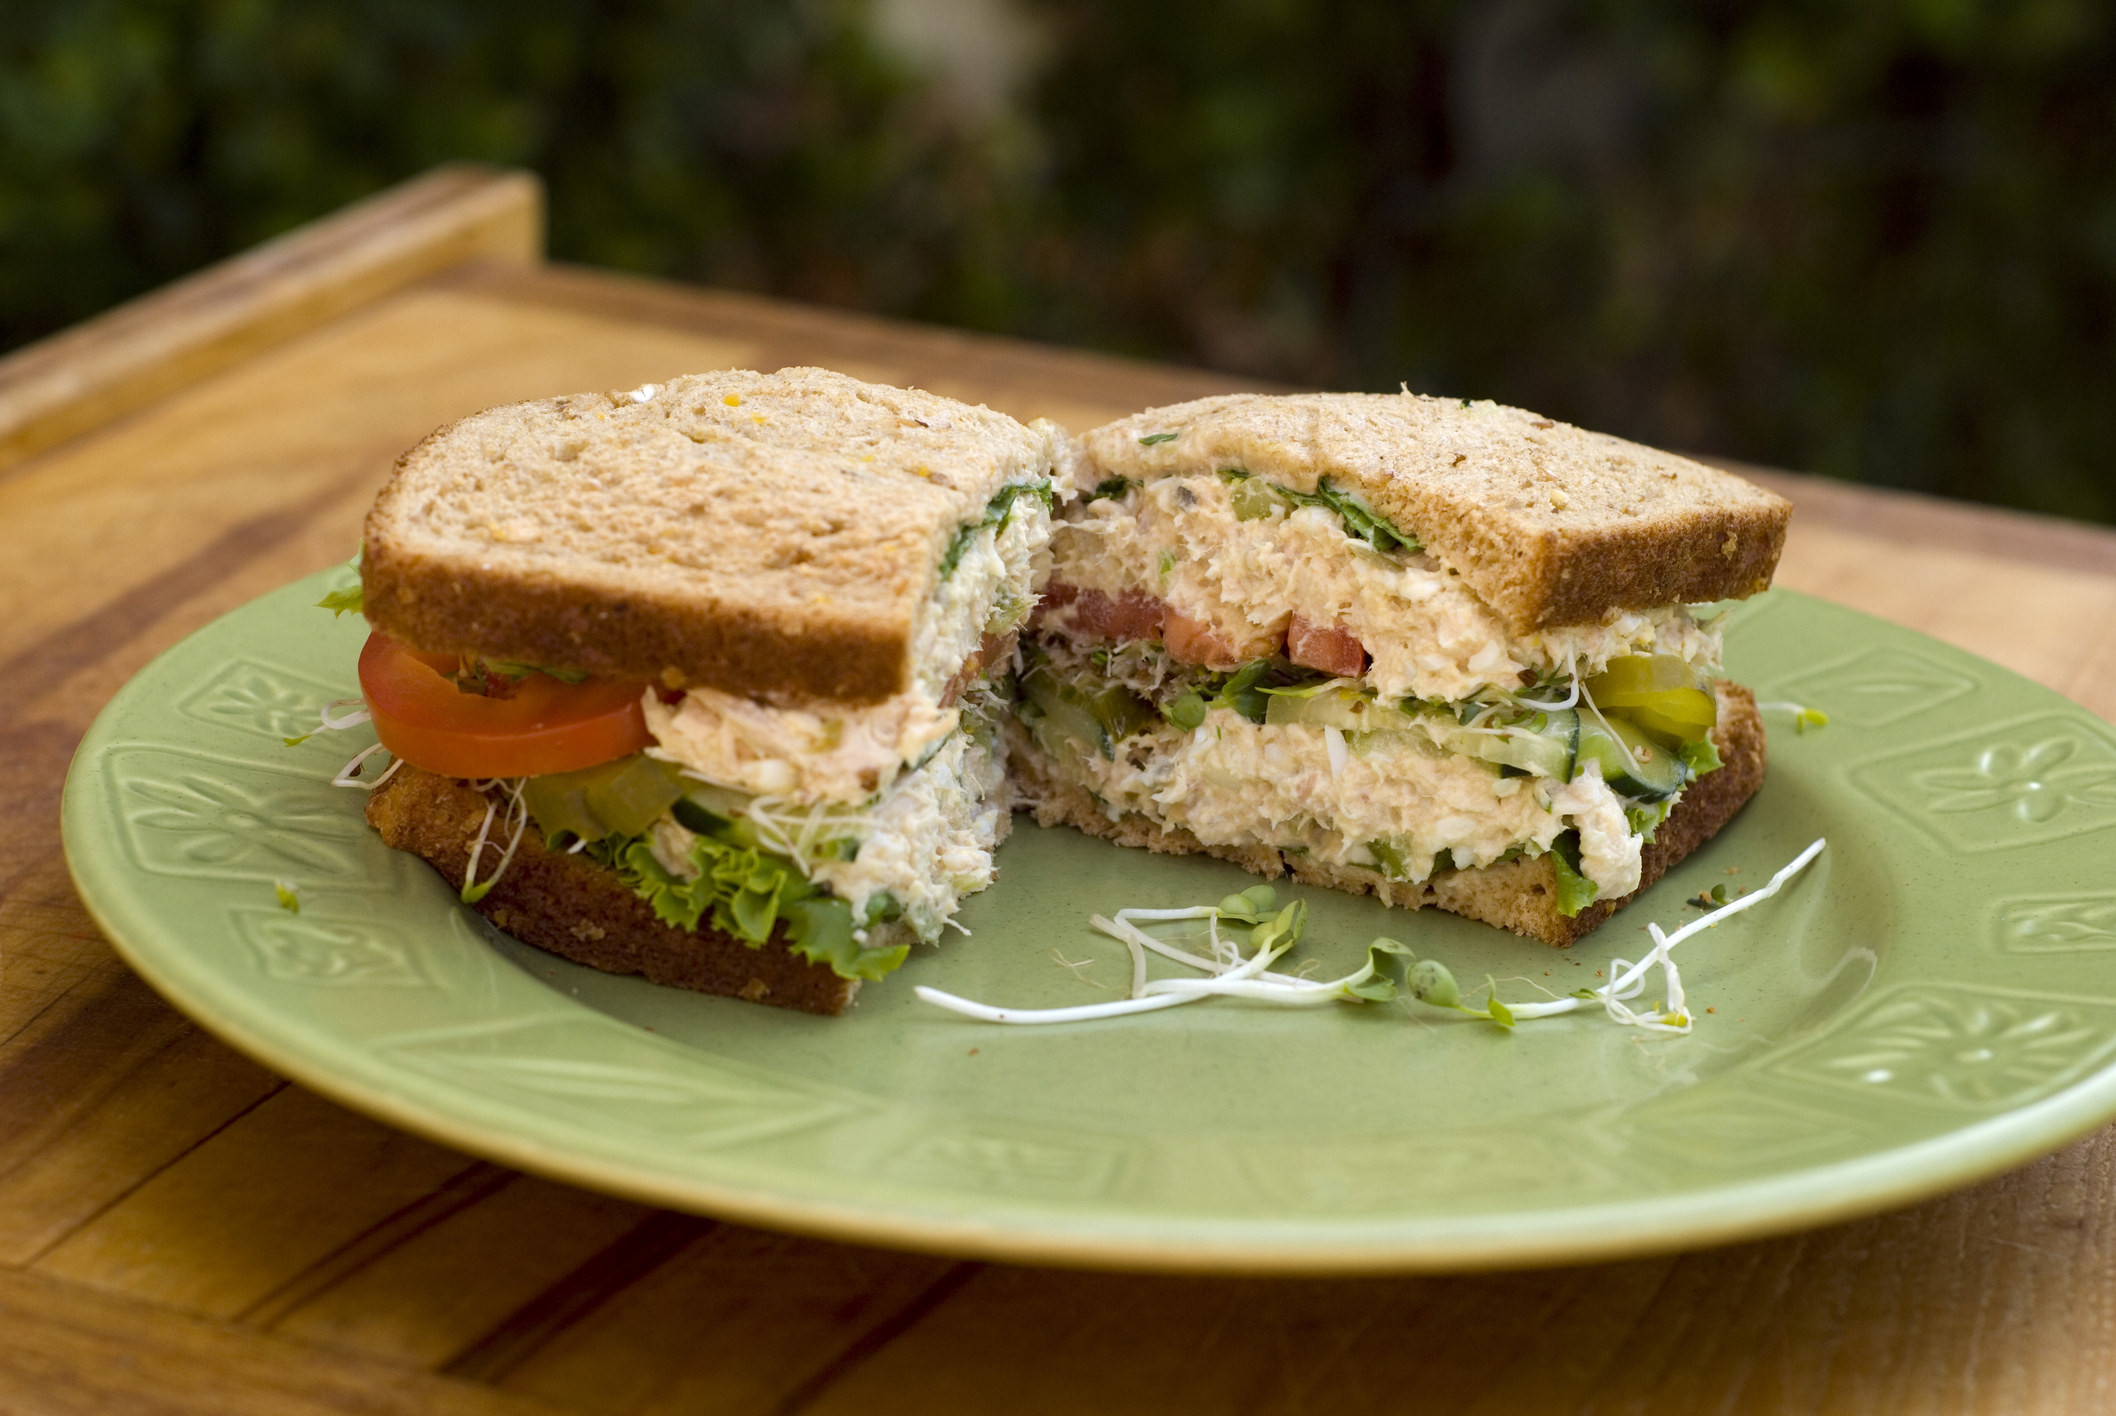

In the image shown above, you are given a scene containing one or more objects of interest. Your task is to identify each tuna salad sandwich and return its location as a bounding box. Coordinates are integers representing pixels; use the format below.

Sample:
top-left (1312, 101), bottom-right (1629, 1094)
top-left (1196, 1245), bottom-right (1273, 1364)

top-left (351, 367), bottom-right (1059, 1013)
top-left (1012, 391), bottom-right (1790, 944)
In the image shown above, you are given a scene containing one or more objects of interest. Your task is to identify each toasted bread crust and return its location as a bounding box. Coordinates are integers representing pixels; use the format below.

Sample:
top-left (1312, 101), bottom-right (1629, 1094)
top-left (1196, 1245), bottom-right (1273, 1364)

top-left (1008, 683), bottom-right (1765, 946)
top-left (362, 368), bottom-right (1056, 703)
top-left (366, 765), bottom-right (863, 1014)
top-left (1080, 394), bottom-right (1790, 632)
top-left (361, 533), bottom-right (909, 703)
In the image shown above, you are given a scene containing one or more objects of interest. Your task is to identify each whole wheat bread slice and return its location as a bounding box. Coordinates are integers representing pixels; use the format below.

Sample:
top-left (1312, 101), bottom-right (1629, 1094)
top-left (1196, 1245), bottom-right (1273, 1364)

top-left (362, 367), bottom-right (1056, 704)
top-left (1008, 682), bottom-right (1766, 947)
top-left (1081, 394), bottom-right (1789, 632)
top-left (366, 765), bottom-right (875, 1013)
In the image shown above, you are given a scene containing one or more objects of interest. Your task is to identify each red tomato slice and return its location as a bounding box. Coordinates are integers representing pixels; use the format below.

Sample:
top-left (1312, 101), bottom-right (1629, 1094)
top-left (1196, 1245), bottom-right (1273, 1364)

top-left (358, 632), bottom-right (653, 778)
top-left (1285, 613), bottom-right (1369, 677)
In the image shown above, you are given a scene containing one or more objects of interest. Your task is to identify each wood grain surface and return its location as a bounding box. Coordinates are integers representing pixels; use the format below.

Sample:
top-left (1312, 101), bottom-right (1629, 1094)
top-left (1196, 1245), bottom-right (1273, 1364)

top-left (3, 169), bottom-right (2114, 1416)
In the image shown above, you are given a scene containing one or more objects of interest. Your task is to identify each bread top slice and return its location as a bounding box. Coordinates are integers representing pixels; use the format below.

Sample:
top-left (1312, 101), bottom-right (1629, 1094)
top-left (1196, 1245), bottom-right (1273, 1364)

top-left (1079, 392), bottom-right (1790, 632)
top-left (363, 367), bottom-right (1055, 704)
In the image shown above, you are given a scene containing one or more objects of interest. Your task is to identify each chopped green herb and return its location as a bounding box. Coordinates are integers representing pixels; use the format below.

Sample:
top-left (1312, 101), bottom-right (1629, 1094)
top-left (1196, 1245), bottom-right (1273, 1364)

top-left (1216, 469), bottom-right (1419, 553)
top-left (1689, 882), bottom-right (1731, 911)
top-left (941, 479), bottom-right (1056, 577)
top-left (1156, 549), bottom-right (1175, 581)
top-left (273, 879), bottom-right (300, 913)
top-left (1137, 432), bottom-right (1179, 446)
top-left (1087, 476), bottom-right (1138, 501)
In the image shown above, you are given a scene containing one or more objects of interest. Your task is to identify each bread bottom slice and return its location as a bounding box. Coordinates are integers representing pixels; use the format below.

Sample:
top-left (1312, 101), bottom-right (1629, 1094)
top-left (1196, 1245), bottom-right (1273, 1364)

top-left (367, 766), bottom-right (869, 1014)
top-left (1010, 682), bottom-right (1767, 946)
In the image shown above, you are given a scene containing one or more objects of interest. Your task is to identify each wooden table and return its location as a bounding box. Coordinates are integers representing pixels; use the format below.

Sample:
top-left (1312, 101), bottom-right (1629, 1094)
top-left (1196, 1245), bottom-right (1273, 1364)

top-left (4, 165), bottom-right (2114, 1416)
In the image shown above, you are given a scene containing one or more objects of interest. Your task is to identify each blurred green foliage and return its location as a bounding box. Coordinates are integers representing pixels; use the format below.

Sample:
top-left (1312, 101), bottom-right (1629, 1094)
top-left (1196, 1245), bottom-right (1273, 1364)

top-left (2, 0), bottom-right (2111, 522)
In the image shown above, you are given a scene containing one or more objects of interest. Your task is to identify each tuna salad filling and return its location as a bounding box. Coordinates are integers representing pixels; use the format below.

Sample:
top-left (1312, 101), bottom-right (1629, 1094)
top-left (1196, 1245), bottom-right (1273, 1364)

top-left (496, 480), bottom-right (1050, 981)
top-left (1013, 628), bottom-right (1726, 908)
top-left (1045, 472), bottom-right (1720, 704)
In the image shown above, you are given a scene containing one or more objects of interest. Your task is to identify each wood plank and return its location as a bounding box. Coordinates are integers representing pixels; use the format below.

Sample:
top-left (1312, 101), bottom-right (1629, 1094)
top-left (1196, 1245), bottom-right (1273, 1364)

top-left (0, 164), bottom-right (541, 473)
top-left (2062, 604), bottom-right (2116, 726)
top-left (33, 1086), bottom-right (480, 1320)
top-left (1771, 522), bottom-right (2116, 709)
top-left (450, 261), bottom-right (1283, 434)
top-left (0, 926), bottom-right (283, 1266)
top-left (265, 1174), bottom-right (652, 1369)
top-left (0, 1267), bottom-right (568, 1416)
top-left (1742, 464), bottom-right (2116, 580)
top-left (775, 1131), bottom-right (2116, 1416)
top-left (0, 854), bottom-right (119, 1045)
top-left (489, 1226), bottom-right (963, 1416)
top-left (0, 1026), bottom-right (280, 1267)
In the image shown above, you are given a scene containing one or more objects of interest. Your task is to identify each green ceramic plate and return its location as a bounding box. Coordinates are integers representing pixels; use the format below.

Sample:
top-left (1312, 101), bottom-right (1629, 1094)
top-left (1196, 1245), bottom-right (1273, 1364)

top-left (61, 572), bottom-right (2116, 1272)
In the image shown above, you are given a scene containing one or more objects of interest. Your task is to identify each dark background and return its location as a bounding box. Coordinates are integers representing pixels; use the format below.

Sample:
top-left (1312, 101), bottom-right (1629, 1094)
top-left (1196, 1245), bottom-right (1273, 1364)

top-left (4, 0), bottom-right (2111, 524)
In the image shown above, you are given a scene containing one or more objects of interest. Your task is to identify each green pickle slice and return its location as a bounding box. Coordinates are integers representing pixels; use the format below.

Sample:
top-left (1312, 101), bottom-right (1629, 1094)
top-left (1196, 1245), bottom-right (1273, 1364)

top-left (1586, 653), bottom-right (1700, 703)
top-left (523, 754), bottom-right (688, 843)
top-left (1586, 653), bottom-right (1717, 744)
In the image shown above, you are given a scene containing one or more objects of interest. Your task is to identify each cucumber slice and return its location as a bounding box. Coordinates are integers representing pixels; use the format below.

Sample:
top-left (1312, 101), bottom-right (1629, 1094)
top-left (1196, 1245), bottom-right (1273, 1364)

top-left (1082, 681), bottom-right (1157, 744)
top-left (670, 796), bottom-right (732, 836)
top-left (1575, 710), bottom-right (1688, 799)
top-left (1263, 690), bottom-right (1387, 732)
top-left (1020, 671), bottom-right (1114, 759)
top-left (1426, 706), bottom-right (1577, 778)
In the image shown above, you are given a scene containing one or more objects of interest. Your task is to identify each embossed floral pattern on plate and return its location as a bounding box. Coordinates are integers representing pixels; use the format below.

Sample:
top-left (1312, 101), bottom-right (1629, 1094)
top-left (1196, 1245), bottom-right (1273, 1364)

top-left (109, 747), bottom-right (377, 881)
top-left (1768, 647), bottom-right (1978, 728)
top-left (1852, 715), bottom-right (2116, 851)
top-left (1775, 985), bottom-right (2116, 1109)
top-left (1992, 895), bottom-right (2116, 954)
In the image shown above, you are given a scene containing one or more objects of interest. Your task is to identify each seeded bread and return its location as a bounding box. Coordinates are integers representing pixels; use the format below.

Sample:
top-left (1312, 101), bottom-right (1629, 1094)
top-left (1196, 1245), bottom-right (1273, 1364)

top-left (1007, 683), bottom-right (1766, 947)
top-left (362, 367), bottom-right (1057, 704)
top-left (366, 765), bottom-right (872, 1013)
top-left (1081, 394), bottom-right (1790, 632)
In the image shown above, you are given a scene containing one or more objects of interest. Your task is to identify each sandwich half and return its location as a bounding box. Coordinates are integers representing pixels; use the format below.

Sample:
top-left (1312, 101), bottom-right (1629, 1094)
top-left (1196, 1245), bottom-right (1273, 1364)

top-left (1012, 391), bottom-right (1789, 945)
top-left (356, 367), bottom-right (1059, 1013)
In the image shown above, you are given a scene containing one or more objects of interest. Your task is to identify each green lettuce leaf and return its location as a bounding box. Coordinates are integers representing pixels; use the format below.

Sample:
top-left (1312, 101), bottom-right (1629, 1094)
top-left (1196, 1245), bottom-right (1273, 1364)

top-left (316, 584), bottom-right (364, 617)
top-left (1549, 832), bottom-right (1599, 917)
top-left (1679, 736), bottom-right (1724, 774)
top-left (592, 828), bottom-right (907, 982)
